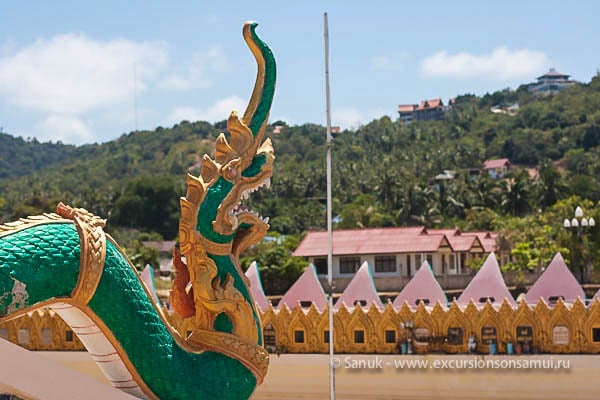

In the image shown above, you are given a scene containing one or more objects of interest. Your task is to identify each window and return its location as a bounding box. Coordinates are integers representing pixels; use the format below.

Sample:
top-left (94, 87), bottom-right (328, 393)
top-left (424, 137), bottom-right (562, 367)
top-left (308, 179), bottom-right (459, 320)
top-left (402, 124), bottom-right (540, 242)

top-left (426, 254), bottom-right (433, 268)
top-left (264, 324), bottom-right (276, 348)
top-left (324, 330), bottom-right (330, 343)
top-left (339, 256), bottom-right (361, 274)
top-left (548, 296), bottom-right (564, 305)
top-left (40, 328), bottom-right (53, 346)
top-left (65, 330), bottom-right (74, 342)
top-left (294, 330), bottom-right (305, 343)
top-left (415, 254), bottom-right (422, 268)
top-left (375, 255), bottom-right (396, 273)
top-left (479, 297), bottom-right (495, 304)
top-left (593, 328), bottom-right (600, 343)
top-left (447, 327), bottom-right (463, 345)
top-left (314, 257), bottom-right (327, 275)
top-left (460, 253), bottom-right (468, 274)
top-left (354, 300), bottom-right (367, 307)
top-left (354, 330), bottom-right (365, 344)
top-left (385, 330), bottom-right (396, 344)
top-left (18, 329), bottom-right (30, 345)
top-left (406, 255), bottom-right (412, 277)
top-left (449, 254), bottom-right (457, 273)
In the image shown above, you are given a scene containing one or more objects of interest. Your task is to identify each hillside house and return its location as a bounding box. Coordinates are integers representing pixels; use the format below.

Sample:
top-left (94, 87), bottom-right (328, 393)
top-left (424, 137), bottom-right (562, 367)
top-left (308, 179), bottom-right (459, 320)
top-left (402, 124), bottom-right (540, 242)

top-left (397, 98), bottom-right (450, 124)
top-left (483, 158), bottom-right (511, 179)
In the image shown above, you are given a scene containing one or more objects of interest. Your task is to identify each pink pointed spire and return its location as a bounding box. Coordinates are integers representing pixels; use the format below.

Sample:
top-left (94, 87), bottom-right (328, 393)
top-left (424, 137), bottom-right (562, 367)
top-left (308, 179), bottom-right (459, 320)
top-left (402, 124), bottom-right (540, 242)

top-left (392, 261), bottom-right (447, 309)
top-left (526, 252), bottom-right (585, 304)
top-left (278, 264), bottom-right (327, 312)
top-left (140, 264), bottom-right (160, 304)
top-left (245, 261), bottom-right (269, 312)
top-left (334, 261), bottom-right (383, 310)
top-left (457, 252), bottom-right (515, 306)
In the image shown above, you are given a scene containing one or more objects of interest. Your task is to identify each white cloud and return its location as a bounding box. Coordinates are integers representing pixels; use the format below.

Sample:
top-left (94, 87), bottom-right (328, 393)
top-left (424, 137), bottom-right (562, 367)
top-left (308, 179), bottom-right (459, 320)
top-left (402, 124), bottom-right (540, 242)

top-left (420, 46), bottom-right (550, 80)
top-left (0, 33), bottom-right (168, 114)
top-left (370, 52), bottom-right (409, 71)
top-left (166, 95), bottom-right (247, 125)
top-left (332, 107), bottom-right (390, 131)
top-left (35, 115), bottom-right (93, 144)
top-left (159, 47), bottom-right (229, 91)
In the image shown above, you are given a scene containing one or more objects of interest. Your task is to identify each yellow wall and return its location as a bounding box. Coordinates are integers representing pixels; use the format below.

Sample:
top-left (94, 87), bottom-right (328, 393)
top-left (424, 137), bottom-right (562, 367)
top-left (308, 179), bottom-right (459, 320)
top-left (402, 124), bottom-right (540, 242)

top-left (3, 299), bottom-right (600, 354)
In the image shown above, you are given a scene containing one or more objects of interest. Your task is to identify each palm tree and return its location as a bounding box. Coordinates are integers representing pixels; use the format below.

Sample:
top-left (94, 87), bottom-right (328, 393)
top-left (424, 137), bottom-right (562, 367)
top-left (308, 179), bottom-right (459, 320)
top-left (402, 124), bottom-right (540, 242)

top-left (501, 169), bottom-right (532, 216)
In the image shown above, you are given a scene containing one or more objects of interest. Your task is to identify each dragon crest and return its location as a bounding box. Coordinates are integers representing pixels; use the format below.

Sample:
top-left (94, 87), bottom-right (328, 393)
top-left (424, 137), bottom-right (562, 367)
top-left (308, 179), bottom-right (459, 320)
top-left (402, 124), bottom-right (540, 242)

top-left (171, 21), bottom-right (275, 381)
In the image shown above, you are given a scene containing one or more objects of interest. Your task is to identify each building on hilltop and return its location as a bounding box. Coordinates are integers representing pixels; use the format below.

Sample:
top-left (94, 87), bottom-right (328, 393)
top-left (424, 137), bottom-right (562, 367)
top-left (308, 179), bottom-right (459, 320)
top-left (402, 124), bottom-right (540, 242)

top-left (528, 68), bottom-right (576, 96)
top-left (397, 98), bottom-right (451, 124)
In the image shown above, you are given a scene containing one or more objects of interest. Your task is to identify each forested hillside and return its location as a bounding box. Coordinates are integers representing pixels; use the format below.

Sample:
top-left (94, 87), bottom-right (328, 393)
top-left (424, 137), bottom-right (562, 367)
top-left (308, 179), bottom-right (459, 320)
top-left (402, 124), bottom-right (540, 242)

top-left (2, 73), bottom-right (600, 290)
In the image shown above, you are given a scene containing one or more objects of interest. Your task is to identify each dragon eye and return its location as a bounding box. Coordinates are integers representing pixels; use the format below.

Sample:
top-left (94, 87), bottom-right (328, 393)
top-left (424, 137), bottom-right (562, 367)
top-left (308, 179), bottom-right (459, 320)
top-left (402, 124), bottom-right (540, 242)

top-left (229, 168), bottom-right (237, 178)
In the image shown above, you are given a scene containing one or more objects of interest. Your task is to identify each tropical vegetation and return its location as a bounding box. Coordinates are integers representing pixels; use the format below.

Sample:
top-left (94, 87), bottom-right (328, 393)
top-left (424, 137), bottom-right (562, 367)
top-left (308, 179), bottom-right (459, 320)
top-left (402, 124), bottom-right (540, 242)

top-left (2, 73), bottom-right (600, 292)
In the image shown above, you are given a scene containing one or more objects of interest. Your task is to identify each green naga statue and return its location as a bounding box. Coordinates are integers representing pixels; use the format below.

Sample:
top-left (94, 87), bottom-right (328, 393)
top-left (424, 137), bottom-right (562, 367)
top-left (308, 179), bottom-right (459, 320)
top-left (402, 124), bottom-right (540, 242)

top-left (0, 21), bottom-right (275, 400)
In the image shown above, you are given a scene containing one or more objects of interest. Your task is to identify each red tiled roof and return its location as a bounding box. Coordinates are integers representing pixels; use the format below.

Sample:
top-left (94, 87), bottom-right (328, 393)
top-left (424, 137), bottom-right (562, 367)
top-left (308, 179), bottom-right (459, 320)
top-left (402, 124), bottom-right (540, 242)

top-left (294, 227), bottom-right (452, 257)
top-left (398, 104), bottom-right (416, 113)
top-left (293, 227), bottom-right (499, 257)
top-left (483, 158), bottom-right (510, 170)
top-left (416, 98), bottom-right (443, 111)
top-left (470, 231), bottom-right (497, 252)
top-left (427, 98), bottom-right (443, 108)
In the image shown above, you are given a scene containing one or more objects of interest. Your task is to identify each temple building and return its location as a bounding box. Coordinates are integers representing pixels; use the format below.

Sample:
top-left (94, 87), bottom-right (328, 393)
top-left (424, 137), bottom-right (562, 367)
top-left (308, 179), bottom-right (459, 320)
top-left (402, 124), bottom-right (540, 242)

top-left (528, 68), bottom-right (576, 95)
top-left (293, 226), bottom-right (498, 291)
top-left (525, 253), bottom-right (585, 305)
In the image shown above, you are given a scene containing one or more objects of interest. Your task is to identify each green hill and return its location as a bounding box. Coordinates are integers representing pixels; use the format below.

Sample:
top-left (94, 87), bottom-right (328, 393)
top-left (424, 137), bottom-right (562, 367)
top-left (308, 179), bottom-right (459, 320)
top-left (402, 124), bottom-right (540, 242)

top-left (1, 73), bottom-right (600, 240)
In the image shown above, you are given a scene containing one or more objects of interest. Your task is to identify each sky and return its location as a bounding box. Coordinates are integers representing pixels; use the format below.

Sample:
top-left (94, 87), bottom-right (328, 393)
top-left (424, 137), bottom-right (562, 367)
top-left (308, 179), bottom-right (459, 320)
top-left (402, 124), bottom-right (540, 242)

top-left (1, 1), bottom-right (599, 145)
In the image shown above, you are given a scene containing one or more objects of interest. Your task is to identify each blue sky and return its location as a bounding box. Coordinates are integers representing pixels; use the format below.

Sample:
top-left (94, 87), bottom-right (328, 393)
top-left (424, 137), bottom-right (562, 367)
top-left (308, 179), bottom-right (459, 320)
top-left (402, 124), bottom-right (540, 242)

top-left (1, 1), bottom-right (599, 145)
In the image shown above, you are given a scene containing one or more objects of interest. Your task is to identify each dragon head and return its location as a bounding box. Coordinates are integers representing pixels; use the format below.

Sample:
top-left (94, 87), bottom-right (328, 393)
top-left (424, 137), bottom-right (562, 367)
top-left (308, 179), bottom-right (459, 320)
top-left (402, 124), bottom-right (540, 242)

top-left (189, 110), bottom-right (274, 258)
top-left (172, 24), bottom-right (276, 373)
top-left (179, 22), bottom-right (276, 261)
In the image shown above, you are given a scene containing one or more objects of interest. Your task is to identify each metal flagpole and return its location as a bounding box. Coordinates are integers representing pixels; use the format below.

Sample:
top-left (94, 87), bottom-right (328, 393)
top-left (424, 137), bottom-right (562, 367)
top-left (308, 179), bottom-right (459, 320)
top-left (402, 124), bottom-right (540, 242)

top-left (324, 11), bottom-right (335, 400)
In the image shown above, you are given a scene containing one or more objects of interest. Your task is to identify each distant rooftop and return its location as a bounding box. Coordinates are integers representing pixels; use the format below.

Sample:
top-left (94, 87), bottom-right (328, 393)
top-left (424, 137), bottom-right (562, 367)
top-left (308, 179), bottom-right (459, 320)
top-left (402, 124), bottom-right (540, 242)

top-left (537, 68), bottom-right (570, 80)
top-left (294, 227), bottom-right (496, 257)
top-left (483, 158), bottom-right (511, 170)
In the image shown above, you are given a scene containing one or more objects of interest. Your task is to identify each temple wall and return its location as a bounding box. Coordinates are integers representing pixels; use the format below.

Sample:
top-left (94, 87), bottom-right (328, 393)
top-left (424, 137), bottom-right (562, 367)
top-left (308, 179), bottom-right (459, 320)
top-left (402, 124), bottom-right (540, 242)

top-left (2, 299), bottom-right (600, 354)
